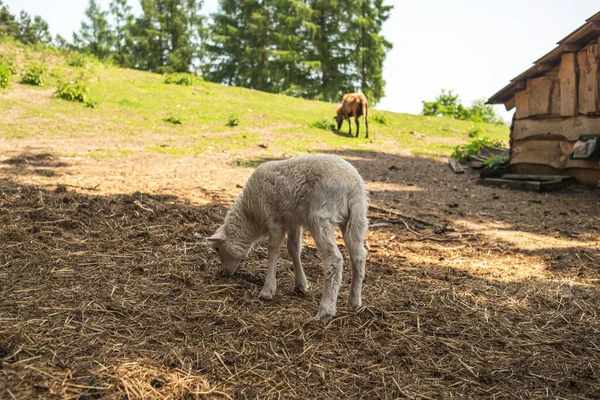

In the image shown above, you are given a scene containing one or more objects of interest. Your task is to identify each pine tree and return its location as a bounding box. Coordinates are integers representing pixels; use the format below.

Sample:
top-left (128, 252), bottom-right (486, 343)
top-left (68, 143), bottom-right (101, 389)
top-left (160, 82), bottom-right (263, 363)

top-left (351, 0), bottom-right (392, 104)
top-left (0, 1), bottom-right (19, 39)
top-left (132, 0), bottom-right (204, 73)
top-left (17, 11), bottom-right (52, 45)
top-left (306, 0), bottom-right (354, 102)
top-left (74, 0), bottom-right (111, 59)
top-left (205, 0), bottom-right (392, 103)
top-left (204, 0), bottom-right (270, 90)
top-left (269, 0), bottom-right (316, 97)
top-left (203, 0), bottom-right (246, 85)
top-left (109, 0), bottom-right (135, 67)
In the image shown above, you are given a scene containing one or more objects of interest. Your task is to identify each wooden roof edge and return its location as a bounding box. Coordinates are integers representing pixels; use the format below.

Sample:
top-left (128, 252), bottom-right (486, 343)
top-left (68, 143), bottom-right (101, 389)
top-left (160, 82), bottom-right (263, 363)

top-left (488, 81), bottom-right (520, 105)
top-left (587, 11), bottom-right (600, 22)
top-left (488, 10), bottom-right (600, 106)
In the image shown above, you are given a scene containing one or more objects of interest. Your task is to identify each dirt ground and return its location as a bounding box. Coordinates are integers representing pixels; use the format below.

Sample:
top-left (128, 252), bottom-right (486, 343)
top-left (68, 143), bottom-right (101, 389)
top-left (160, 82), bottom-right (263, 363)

top-left (1, 137), bottom-right (599, 399)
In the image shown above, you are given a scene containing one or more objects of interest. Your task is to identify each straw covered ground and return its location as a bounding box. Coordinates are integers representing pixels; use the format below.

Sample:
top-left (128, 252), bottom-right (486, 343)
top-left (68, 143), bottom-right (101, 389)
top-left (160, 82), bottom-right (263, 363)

top-left (1, 138), bottom-right (599, 399)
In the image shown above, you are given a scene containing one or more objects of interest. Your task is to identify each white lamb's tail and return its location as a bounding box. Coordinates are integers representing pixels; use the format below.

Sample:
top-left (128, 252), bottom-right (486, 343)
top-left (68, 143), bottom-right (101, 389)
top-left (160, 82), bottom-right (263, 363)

top-left (343, 188), bottom-right (368, 309)
top-left (344, 190), bottom-right (368, 250)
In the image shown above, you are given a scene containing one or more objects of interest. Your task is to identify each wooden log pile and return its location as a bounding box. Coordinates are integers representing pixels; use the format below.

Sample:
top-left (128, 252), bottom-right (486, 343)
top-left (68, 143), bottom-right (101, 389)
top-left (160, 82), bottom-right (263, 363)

top-left (506, 38), bottom-right (600, 185)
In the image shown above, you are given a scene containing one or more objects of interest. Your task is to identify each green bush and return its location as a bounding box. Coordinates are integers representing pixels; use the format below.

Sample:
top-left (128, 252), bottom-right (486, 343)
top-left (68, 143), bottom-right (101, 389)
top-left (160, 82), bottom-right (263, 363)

top-left (164, 115), bottom-right (182, 125)
top-left (21, 64), bottom-right (46, 86)
top-left (484, 154), bottom-right (509, 169)
top-left (422, 90), bottom-right (504, 125)
top-left (232, 156), bottom-right (260, 168)
top-left (308, 118), bottom-right (335, 131)
top-left (0, 56), bottom-right (16, 75)
top-left (55, 79), bottom-right (89, 103)
top-left (0, 62), bottom-right (10, 88)
top-left (227, 114), bottom-right (240, 127)
top-left (371, 114), bottom-right (388, 125)
top-left (451, 137), bottom-right (503, 162)
top-left (164, 73), bottom-right (202, 86)
top-left (467, 125), bottom-right (484, 138)
top-left (85, 100), bottom-right (98, 109)
top-left (67, 53), bottom-right (87, 68)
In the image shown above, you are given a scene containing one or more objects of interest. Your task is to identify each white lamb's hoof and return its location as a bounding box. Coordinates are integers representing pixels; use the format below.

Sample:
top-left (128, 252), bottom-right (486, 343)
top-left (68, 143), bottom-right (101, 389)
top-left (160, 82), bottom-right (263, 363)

top-left (259, 288), bottom-right (275, 301)
top-left (347, 297), bottom-right (362, 311)
top-left (294, 281), bottom-right (310, 296)
top-left (315, 309), bottom-right (335, 325)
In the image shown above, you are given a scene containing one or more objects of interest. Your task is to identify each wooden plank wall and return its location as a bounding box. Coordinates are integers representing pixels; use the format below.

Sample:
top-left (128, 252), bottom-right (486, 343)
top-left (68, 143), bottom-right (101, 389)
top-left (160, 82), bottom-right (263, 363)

top-left (508, 38), bottom-right (600, 181)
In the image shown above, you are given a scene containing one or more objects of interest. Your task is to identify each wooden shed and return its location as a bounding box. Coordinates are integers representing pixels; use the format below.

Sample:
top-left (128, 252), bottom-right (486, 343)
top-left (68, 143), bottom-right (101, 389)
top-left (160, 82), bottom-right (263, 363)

top-left (488, 11), bottom-right (600, 185)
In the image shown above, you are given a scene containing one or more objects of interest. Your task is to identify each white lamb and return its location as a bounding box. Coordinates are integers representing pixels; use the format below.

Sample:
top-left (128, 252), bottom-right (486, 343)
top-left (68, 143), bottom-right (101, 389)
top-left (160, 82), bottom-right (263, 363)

top-left (207, 154), bottom-right (368, 323)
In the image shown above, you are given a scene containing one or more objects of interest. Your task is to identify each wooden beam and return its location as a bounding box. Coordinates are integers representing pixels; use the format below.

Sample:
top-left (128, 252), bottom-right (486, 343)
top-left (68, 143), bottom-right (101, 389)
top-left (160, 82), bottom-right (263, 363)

top-left (513, 116), bottom-right (600, 141)
top-left (578, 44), bottom-right (599, 115)
top-left (515, 90), bottom-right (529, 119)
top-left (512, 63), bottom-right (554, 84)
top-left (478, 178), bottom-right (544, 192)
top-left (527, 76), bottom-right (554, 116)
top-left (513, 164), bottom-right (600, 185)
top-left (504, 96), bottom-right (516, 111)
top-left (562, 43), bottom-right (583, 52)
top-left (478, 176), bottom-right (576, 192)
top-left (550, 73), bottom-right (561, 116)
top-left (511, 139), bottom-right (600, 170)
top-left (449, 159), bottom-right (465, 174)
top-left (558, 52), bottom-right (578, 116)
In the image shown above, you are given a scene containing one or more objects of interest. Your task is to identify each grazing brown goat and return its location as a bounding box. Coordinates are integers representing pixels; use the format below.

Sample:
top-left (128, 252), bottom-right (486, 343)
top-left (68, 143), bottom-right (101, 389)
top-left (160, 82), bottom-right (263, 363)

top-left (334, 93), bottom-right (369, 138)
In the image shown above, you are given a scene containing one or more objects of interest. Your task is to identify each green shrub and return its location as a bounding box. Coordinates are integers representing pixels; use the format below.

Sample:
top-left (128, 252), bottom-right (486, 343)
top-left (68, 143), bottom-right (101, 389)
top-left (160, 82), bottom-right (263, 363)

top-left (451, 137), bottom-right (503, 162)
top-left (0, 56), bottom-right (16, 75)
top-left (467, 125), bottom-right (484, 138)
top-left (422, 90), bottom-right (504, 125)
top-left (157, 66), bottom-right (175, 75)
top-left (232, 156), bottom-right (260, 168)
top-left (227, 114), bottom-right (240, 127)
top-left (371, 114), bottom-right (388, 125)
top-left (0, 62), bottom-right (10, 88)
top-left (308, 118), bottom-right (335, 131)
top-left (21, 64), bottom-right (46, 86)
top-left (55, 79), bottom-right (89, 103)
top-left (164, 115), bottom-right (182, 125)
top-left (484, 155), bottom-right (509, 169)
top-left (85, 100), bottom-right (98, 109)
top-left (67, 53), bottom-right (87, 68)
top-left (164, 73), bottom-right (202, 86)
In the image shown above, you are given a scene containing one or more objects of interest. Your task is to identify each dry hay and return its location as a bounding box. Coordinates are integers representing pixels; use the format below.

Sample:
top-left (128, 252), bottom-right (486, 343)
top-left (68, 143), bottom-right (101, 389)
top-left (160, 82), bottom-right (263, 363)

top-left (1, 150), bottom-right (600, 399)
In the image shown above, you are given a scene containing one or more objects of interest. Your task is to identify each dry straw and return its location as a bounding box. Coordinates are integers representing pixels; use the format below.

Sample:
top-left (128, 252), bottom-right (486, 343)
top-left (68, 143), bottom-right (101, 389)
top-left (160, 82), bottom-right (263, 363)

top-left (1, 154), bottom-right (599, 399)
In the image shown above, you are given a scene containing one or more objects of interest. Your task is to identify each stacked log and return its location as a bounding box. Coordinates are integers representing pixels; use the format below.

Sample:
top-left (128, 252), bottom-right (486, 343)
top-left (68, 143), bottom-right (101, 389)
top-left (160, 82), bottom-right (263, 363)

top-left (507, 39), bottom-right (600, 184)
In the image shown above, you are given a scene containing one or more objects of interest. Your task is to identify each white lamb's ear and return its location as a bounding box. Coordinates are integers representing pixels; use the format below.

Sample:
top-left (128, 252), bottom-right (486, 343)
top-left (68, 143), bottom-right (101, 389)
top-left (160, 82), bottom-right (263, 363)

top-left (207, 231), bottom-right (226, 244)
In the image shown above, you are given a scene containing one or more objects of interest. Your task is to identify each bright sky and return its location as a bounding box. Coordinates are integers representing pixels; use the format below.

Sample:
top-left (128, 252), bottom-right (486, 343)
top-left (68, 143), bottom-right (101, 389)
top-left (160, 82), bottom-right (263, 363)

top-left (6, 0), bottom-right (600, 121)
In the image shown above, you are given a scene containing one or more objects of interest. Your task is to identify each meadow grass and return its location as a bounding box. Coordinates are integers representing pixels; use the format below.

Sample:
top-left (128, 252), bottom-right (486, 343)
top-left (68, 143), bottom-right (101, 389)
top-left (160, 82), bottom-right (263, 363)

top-left (0, 42), bottom-right (509, 159)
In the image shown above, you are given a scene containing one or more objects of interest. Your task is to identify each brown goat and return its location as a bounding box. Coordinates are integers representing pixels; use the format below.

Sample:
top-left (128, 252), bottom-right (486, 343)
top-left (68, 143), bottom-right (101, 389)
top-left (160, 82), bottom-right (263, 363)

top-left (334, 93), bottom-right (369, 138)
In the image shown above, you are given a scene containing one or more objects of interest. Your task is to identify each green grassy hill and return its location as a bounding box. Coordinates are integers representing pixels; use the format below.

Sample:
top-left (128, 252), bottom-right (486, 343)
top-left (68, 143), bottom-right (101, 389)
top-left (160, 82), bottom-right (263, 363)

top-left (0, 41), bottom-right (508, 161)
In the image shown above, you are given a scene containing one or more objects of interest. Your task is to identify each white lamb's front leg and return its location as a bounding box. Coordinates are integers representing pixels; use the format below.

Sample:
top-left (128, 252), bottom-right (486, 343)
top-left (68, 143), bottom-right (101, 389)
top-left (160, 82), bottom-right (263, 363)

top-left (259, 231), bottom-right (284, 301)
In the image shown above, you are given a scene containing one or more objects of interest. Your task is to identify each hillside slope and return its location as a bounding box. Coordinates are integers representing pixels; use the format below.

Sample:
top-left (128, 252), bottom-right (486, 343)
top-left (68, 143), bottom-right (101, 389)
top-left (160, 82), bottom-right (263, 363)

top-left (0, 42), bottom-right (508, 161)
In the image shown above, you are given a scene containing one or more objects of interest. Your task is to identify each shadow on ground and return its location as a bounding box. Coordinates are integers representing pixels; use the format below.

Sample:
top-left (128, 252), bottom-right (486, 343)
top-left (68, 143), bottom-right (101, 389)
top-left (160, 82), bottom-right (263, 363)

top-left (0, 147), bottom-right (599, 399)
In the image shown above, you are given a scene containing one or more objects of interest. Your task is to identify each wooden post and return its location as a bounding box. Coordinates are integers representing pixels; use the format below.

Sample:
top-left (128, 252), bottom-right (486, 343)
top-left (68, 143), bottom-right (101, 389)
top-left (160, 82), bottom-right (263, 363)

top-left (515, 90), bottom-right (529, 119)
top-left (527, 76), bottom-right (553, 116)
top-left (578, 44), bottom-right (599, 114)
top-left (558, 52), bottom-right (578, 116)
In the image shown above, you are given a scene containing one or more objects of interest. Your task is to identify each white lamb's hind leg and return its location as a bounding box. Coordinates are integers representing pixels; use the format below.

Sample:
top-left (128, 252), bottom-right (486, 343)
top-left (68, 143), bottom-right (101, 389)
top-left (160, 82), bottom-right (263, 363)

top-left (312, 221), bottom-right (343, 324)
top-left (287, 226), bottom-right (309, 295)
top-left (343, 224), bottom-right (367, 311)
top-left (347, 243), bottom-right (366, 310)
top-left (259, 231), bottom-right (284, 301)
